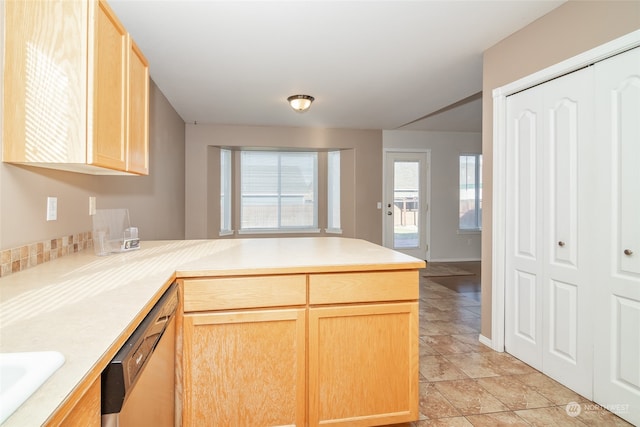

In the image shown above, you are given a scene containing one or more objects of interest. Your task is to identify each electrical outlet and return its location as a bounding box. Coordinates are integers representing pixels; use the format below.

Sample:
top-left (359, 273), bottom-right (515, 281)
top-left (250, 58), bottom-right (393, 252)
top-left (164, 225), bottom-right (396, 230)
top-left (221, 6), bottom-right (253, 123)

top-left (89, 196), bottom-right (96, 215)
top-left (47, 197), bottom-right (57, 221)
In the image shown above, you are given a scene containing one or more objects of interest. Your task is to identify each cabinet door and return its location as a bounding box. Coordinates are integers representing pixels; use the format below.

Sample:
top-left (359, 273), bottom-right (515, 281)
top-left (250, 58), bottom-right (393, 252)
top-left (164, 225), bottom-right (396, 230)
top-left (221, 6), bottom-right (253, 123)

top-left (183, 309), bottom-right (306, 427)
top-left (2, 0), bottom-right (88, 164)
top-left (308, 302), bottom-right (419, 426)
top-left (127, 40), bottom-right (149, 174)
top-left (91, 0), bottom-right (127, 171)
top-left (57, 377), bottom-right (101, 427)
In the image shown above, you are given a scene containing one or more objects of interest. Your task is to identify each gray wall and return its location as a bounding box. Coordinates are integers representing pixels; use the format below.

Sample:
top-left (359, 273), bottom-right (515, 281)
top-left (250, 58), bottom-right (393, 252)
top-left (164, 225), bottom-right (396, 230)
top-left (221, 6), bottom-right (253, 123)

top-left (93, 82), bottom-right (186, 241)
top-left (383, 130), bottom-right (482, 261)
top-left (0, 70), bottom-right (186, 249)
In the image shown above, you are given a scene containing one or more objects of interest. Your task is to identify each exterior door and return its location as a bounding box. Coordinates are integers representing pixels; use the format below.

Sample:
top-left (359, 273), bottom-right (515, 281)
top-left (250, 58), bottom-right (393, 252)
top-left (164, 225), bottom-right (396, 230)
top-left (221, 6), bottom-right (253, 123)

top-left (593, 47), bottom-right (640, 425)
top-left (383, 151), bottom-right (429, 260)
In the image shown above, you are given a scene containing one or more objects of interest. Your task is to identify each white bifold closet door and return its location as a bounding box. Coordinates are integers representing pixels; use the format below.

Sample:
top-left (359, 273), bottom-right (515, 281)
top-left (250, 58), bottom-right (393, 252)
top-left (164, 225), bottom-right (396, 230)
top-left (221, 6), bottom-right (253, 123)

top-left (593, 47), bottom-right (640, 425)
top-left (505, 65), bottom-right (594, 399)
top-left (505, 80), bottom-right (544, 371)
top-left (505, 46), bottom-right (640, 425)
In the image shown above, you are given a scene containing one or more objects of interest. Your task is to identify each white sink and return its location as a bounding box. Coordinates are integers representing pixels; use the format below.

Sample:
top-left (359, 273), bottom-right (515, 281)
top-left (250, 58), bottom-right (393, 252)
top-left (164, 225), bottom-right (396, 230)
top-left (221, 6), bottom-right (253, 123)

top-left (0, 351), bottom-right (65, 424)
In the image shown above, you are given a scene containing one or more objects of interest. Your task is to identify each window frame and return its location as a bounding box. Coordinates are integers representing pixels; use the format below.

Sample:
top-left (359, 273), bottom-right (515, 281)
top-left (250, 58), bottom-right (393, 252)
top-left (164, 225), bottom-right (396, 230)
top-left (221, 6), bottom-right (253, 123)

top-left (219, 148), bottom-right (233, 236)
top-left (238, 150), bottom-right (320, 234)
top-left (326, 150), bottom-right (342, 234)
top-left (458, 153), bottom-right (482, 232)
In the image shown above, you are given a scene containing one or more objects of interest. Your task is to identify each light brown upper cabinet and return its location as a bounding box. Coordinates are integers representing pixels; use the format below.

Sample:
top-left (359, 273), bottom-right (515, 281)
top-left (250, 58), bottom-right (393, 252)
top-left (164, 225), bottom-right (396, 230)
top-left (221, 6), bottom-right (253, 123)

top-left (2, 0), bottom-right (149, 175)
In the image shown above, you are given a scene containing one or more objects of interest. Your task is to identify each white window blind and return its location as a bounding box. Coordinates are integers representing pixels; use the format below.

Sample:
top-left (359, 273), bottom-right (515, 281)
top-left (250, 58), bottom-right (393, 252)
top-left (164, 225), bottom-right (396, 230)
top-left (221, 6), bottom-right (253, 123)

top-left (327, 150), bottom-right (341, 232)
top-left (459, 154), bottom-right (482, 231)
top-left (240, 151), bottom-right (318, 231)
top-left (220, 149), bottom-right (232, 234)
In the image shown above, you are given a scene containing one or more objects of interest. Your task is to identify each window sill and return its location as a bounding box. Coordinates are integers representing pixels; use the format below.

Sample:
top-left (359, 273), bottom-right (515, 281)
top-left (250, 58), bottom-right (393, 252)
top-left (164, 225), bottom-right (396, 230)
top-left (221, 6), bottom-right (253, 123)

top-left (457, 229), bottom-right (481, 235)
top-left (324, 228), bottom-right (343, 234)
top-left (238, 228), bottom-right (321, 235)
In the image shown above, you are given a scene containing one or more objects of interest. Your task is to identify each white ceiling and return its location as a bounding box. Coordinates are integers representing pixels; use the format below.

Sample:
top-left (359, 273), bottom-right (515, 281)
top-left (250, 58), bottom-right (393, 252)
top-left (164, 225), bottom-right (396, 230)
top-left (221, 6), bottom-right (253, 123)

top-left (110, 0), bottom-right (565, 132)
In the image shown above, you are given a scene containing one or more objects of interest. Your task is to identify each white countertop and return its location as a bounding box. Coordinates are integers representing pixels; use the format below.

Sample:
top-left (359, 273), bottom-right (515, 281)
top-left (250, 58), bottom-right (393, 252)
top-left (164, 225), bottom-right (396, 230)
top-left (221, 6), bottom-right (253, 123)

top-left (0, 237), bottom-right (424, 426)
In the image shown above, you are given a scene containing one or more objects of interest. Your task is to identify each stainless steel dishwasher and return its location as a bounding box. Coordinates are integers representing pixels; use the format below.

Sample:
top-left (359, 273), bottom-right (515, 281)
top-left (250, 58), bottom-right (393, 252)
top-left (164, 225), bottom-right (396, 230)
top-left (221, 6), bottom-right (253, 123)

top-left (101, 283), bottom-right (178, 427)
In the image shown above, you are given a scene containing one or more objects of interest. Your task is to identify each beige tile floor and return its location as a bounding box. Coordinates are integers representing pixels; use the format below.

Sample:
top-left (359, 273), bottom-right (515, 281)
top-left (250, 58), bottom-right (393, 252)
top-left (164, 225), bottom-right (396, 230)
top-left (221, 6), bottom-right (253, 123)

top-left (389, 262), bottom-right (632, 427)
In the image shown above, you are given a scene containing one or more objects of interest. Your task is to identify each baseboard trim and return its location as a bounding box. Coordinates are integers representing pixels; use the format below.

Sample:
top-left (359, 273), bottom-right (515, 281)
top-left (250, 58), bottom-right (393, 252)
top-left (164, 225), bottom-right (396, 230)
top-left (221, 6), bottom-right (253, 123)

top-left (479, 334), bottom-right (501, 352)
top-left (428, 258), bottom-right (481, 262)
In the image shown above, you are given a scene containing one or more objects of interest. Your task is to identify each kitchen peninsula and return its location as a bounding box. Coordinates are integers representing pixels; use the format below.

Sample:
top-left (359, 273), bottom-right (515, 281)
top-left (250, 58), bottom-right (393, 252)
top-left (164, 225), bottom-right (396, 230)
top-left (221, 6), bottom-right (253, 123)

top-left (0, 238), bottom-right (424, 426)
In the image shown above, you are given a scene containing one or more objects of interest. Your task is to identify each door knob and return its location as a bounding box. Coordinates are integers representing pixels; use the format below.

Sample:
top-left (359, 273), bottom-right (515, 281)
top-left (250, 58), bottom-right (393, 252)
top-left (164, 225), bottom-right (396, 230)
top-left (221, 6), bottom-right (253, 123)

top-left (387, 211), bottom-right (392, 216)
top-left (558, 241), bottom-right (565, 247)
top-left (624, 249), bottom-right (633, 256)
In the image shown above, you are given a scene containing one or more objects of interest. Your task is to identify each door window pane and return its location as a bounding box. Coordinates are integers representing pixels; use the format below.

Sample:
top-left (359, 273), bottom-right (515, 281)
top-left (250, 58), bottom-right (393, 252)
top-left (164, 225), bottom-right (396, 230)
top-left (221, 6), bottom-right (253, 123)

top-left (394, 160), bottom-right (419, 249)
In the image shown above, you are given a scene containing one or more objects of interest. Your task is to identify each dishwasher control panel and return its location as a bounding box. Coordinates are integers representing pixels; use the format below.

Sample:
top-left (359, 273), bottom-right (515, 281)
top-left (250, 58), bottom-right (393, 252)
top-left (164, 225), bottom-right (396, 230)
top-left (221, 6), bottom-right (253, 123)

top-left (101, 283), bottom-right (178, 416)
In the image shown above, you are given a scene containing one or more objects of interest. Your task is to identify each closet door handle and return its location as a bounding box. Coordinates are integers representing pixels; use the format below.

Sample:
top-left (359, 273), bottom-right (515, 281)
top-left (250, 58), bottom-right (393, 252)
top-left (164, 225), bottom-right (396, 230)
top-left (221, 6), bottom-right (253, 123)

top-left (558, 241), bottom-right (565, 247)
top-left (624, 249), bottom-right (633, 256)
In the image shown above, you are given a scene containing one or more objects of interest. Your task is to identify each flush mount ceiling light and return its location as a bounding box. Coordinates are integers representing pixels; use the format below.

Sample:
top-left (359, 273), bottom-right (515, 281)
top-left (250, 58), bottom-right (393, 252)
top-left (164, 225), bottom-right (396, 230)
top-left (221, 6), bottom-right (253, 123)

top-left (287, 94), bottom-right (314, 112)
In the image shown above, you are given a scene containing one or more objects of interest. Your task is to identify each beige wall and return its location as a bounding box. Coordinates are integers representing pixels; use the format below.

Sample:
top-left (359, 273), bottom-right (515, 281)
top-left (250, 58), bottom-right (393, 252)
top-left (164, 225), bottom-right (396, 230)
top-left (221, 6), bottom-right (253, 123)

top-left (383, 130), bottom-right (482, 261)
top-left (184, 124), bottom-right (383, 244)
top-left (0, 77), bottom-right (186, 250)
top-left (481, 0), bottom-right (640, 339)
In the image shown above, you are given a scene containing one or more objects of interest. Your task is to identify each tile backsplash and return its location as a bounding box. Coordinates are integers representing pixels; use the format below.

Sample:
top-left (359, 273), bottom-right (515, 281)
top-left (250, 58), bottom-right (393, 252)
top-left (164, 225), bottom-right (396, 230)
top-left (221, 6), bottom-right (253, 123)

top-left (0, 232), bottom-right (93, 278)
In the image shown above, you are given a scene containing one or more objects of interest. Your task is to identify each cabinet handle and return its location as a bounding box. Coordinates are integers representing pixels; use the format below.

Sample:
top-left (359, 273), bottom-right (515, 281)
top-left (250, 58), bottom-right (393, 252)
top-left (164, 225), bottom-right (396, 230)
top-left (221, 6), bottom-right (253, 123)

top-left (558, 241), bottom-right (565, 247)
top-left (624, 249), bottom-right (633, 256)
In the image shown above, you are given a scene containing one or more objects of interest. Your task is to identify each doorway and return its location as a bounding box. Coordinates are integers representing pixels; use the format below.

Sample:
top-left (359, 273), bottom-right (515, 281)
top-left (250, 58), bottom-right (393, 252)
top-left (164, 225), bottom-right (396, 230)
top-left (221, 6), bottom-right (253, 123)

top-left (383, 150), bottom-right (430, 260)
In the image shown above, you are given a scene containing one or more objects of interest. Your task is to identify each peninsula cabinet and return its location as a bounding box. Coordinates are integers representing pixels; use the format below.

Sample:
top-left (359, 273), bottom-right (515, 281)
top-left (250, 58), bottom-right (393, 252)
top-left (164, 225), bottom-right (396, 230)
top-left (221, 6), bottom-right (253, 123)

top-left (179, 268), bottom-right (420, 427)
top-left (2, 0), bottom-right (149, 175)
top-left (308, 272), bottom-right (419, 426)
top-left (181, 275), bottom-right (307, 427)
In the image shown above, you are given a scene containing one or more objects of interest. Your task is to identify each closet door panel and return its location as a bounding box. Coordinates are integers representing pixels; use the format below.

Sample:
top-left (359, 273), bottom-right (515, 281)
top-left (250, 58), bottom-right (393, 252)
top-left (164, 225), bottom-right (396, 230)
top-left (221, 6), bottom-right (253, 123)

top-left (541, 67), bottom-right (593, 399)
top-left (613, 296), bottom-right (640, 386)
top-left (515, 110), bottom-right (539, 260)
top-left (515, 271), bottom-right (538, 344)
top-left (618, 79), bottom-right (640, 276)
top-left (593, 46), bottom-right (640, 426)
top-left (549, 279), bottom-right (578, 361)
top-left (505, 88), bottom-right (544, 370)
top-left (548, 99), bottom-right (578, 268)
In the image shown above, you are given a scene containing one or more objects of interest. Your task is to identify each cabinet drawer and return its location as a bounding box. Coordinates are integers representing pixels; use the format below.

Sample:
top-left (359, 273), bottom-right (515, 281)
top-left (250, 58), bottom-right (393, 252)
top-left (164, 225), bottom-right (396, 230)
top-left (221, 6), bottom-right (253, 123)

top-left (183, 275), bottom-right (306, 312)
top-left (309, 270), bottom-right (418, 305)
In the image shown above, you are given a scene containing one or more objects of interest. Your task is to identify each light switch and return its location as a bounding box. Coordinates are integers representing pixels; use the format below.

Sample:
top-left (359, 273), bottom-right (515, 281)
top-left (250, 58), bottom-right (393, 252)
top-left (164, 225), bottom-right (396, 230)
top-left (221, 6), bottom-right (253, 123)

top-left (47, 197), bottom-right (57, 221)
top-left (89, 196), bottom-right (96, 215)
